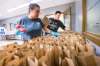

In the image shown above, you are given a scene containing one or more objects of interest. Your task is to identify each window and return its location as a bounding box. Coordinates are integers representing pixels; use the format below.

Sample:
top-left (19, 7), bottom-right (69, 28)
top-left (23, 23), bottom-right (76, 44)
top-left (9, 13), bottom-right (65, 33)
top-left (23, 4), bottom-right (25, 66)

top-left (83, 0), bottom-right (100, 45)
top-left (87, 0), bottom-right (100, 35)
top-left (10, 23), bottom-right (16, 31)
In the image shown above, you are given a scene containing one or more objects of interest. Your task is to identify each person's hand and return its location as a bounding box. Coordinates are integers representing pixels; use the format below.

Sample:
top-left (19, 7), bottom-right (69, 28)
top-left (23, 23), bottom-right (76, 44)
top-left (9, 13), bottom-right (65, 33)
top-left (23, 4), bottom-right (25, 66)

top-left (19, 28), bottom-right (27, 32)
top-left (65, 27), bottom-right (70, 31)
top-left (16, 24), bottom-right (21, 28)
top-left (51, 31), bottom-right (60, 37)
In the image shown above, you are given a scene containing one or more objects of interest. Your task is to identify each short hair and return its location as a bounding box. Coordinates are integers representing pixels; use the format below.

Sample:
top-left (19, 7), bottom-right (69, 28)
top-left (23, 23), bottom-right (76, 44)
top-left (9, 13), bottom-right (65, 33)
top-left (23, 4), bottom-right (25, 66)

top-left (55, 11), bottom-right (62, 14)
top-left (29, 3), bottom-right (40, 12)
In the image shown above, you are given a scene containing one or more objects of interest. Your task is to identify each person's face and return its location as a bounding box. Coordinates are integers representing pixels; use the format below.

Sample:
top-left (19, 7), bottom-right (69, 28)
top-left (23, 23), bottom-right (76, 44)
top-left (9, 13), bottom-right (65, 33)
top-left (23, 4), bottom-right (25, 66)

top-left (55, 13), bottom-right (61, 20)
top-left (30, 7), bottom-right (40, 19)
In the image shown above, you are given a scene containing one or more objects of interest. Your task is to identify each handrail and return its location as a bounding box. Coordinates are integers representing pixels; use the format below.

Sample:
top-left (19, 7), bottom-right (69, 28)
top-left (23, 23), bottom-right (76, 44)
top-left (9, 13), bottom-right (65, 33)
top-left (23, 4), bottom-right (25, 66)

top-left (84, 32), bottom-right (100, 46)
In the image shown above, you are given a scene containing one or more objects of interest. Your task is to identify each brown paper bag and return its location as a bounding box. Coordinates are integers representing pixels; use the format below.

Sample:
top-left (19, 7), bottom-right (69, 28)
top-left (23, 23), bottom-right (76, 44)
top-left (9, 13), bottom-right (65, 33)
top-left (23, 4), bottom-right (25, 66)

top-left (65, 57), bottom-right (75, 66)
top-left (45, 47), bottom-right (55, 66)
top-left (0, 57), bottom-right (6, 66)
top-left (85, 44), bottom-right (95, 55)
top-left (38, 56), bottom-right (47, 66)
top-left (34, 48), bottom-right (46, 59)
top-left (27, 57), bottom-right (38, 66)
top-left (61, 58), bottom-right (69, 66)
top-left (76, 54), bottom-right (97, 66)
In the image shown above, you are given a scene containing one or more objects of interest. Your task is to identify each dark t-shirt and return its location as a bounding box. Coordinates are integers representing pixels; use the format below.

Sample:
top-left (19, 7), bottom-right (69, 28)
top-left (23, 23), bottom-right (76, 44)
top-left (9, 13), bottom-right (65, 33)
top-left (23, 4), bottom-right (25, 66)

top-left (47, 18), bottom-right (65, 32)
top-left (18, 16), bottom-right (44, 40)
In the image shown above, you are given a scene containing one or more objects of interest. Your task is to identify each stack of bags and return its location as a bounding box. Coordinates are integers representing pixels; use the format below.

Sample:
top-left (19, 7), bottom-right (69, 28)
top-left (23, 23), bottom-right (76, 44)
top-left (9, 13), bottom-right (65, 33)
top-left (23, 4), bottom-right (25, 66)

top-left (0, 31), bottom-right (97, 66)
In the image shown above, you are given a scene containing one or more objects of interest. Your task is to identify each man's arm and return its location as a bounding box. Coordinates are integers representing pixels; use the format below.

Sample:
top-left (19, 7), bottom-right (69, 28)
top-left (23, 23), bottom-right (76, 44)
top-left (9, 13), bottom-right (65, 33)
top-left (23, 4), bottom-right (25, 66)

top-left (59, 21), bottom-right (66, 30)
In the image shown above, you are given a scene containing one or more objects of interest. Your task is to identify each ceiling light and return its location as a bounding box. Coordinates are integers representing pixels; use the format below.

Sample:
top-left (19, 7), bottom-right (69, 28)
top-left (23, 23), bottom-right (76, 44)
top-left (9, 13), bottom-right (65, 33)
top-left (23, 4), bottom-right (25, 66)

top-left (7, 0), bottom-right (42, 12)
top-left (30, 0), bottom-right (42, 3)
top-left (8, 3), bottom-right (29, 12)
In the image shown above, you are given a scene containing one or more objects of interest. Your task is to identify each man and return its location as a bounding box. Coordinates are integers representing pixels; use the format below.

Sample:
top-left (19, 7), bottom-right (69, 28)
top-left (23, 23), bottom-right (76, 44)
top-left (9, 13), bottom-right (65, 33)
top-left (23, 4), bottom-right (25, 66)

top-left (16, 3), bottom-right (44, 40)
top-left (47, 11), bottom-right (66, 32)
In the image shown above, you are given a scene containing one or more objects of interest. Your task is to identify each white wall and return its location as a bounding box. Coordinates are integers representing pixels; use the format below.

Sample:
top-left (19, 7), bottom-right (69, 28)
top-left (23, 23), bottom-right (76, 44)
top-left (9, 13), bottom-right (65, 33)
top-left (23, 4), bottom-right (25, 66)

top-left (74, 0), bottom-right (82, 33)
top-left (71, 0), bottom-right (82, 33)
top-left (0, 4), bottom-right (70, 31)
top-left (0, 0), bottom-right (74, 20)
top-left (70, 2), bottom-right (76, 31)
top-left (0, 17), bottom-right (19, 31)
top-left (0, 0), bottom-right (28, 20)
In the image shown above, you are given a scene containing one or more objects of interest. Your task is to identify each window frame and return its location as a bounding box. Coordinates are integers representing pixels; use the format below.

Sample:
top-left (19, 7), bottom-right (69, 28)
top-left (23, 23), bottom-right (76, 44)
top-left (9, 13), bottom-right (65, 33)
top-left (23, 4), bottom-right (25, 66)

top-left (82, 0), bottom-right (100, 45)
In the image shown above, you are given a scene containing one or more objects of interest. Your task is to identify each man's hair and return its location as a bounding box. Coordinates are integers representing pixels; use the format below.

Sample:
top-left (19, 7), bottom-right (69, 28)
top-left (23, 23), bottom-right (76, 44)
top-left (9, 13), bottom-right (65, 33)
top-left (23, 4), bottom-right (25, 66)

top-left (29, 3), bottom-right (40, 12)
top-left (55, 11), bottom-right (62, 14)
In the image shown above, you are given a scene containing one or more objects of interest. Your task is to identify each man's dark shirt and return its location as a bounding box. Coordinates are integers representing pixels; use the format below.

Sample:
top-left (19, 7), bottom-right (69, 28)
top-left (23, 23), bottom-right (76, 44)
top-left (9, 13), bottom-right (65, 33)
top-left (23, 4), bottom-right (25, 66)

top-left (47, 18), bottom-right (65, 32)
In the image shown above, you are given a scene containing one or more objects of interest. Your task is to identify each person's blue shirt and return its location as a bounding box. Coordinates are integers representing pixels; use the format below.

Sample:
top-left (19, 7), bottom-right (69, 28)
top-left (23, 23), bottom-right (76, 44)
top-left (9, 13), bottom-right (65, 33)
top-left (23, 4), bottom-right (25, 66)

top-left (17, 16), bottom-right (44, 40)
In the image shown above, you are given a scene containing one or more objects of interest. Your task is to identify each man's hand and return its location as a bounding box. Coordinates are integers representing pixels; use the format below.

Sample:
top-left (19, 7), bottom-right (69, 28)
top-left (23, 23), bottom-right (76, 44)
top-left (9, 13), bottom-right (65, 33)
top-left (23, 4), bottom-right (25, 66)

top-left (65, 27), bottom-right (70, 31)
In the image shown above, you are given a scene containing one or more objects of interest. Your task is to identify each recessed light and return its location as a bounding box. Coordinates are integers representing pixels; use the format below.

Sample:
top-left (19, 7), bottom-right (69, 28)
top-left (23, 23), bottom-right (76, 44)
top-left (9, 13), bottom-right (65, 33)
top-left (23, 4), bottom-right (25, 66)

top-left (7, 0), bottom-right (43, 12)
top-left (7, 3), bottom-right (29, 12)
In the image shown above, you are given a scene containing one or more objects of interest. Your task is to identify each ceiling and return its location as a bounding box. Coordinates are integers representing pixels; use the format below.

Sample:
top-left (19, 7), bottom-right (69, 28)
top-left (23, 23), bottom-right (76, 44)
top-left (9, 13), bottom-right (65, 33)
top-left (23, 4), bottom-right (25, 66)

top-left (0, 0), bottom-right (75, 20)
